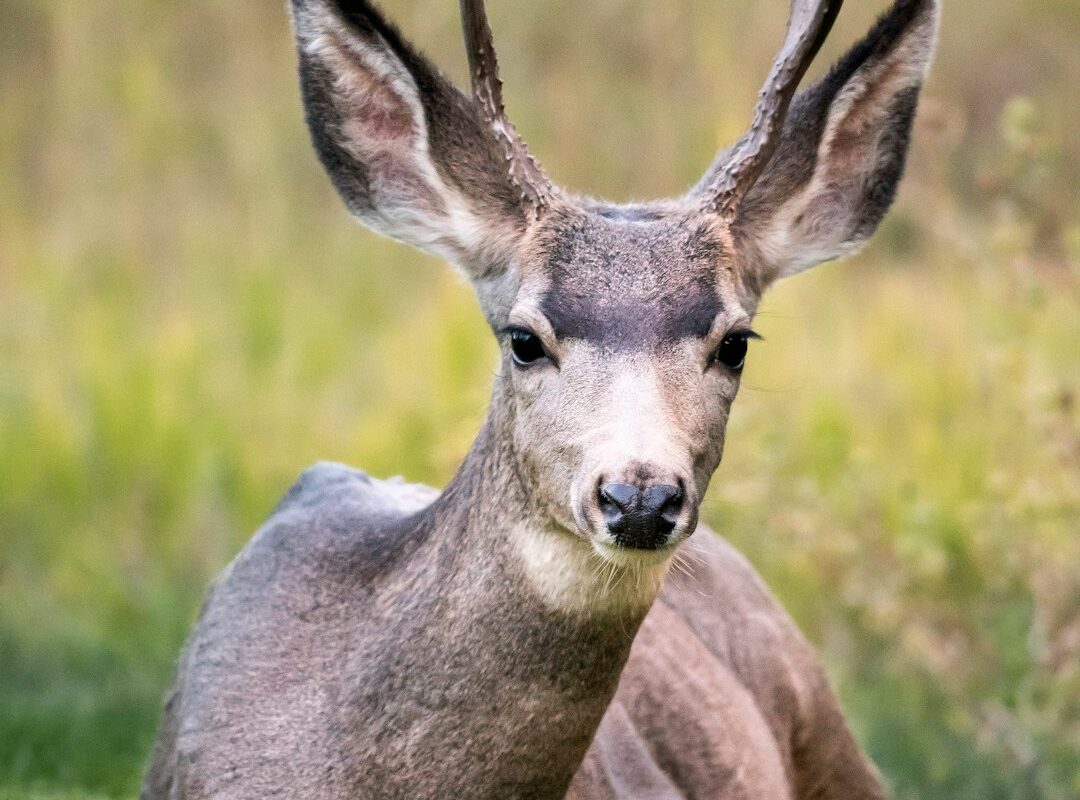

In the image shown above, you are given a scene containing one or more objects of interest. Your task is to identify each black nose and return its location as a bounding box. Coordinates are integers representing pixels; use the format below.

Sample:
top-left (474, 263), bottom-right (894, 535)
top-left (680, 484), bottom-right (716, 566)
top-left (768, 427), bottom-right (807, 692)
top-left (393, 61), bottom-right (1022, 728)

top-left (597, 482), bottom-right (684, 550)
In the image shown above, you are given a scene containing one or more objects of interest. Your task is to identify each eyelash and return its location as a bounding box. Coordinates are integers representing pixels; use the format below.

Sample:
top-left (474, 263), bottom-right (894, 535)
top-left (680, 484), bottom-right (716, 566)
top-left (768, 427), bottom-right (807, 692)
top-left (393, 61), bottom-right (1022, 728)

top-left (504, 327), bottom-right (553, 367)
top-left (711, 330), bottom-right (760, 372)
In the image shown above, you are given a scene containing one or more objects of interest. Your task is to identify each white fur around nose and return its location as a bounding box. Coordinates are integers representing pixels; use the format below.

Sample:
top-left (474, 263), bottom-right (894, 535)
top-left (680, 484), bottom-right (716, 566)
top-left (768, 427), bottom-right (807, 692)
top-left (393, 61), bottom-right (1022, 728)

top-left (510, 358), bottom-right (692, 615)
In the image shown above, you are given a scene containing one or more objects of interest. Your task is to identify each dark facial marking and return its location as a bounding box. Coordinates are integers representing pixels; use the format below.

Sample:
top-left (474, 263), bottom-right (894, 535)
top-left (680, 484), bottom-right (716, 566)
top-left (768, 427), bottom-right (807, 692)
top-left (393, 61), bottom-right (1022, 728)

top-left (538, 212), bottom-right (725, 349)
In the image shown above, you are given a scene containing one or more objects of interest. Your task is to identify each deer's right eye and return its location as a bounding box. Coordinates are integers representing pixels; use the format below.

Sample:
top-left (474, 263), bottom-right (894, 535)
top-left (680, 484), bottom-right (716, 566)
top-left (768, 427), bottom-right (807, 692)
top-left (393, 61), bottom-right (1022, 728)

top-left (711, 330), bottom-right (760, 372)
top-left (507, 328), bottom-right (551, 367)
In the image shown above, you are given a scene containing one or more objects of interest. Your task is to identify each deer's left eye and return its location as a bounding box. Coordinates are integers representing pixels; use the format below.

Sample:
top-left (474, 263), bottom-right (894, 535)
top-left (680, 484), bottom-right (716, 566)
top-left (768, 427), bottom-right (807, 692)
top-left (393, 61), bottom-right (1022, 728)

top-left (712, 332), bottom-right (756, 372)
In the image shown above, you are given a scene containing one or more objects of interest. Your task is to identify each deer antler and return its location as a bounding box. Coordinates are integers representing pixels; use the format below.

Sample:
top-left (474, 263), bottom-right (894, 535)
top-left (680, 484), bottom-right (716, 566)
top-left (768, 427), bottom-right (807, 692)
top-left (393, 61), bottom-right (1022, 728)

top-left (702, 0), bottom-right (843, 218)
top-left (460, 0), bottom-right (555, 216)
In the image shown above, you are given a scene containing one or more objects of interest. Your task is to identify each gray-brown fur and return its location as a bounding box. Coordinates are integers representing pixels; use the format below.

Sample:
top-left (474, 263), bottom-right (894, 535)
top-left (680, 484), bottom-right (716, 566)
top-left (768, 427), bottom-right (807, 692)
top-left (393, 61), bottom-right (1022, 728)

top-left (143, 0), bottom-right (939, 797)
top-left (143, 425), bottom-right (640, 798)
top-left (537, 209), bottom-right (726, 347)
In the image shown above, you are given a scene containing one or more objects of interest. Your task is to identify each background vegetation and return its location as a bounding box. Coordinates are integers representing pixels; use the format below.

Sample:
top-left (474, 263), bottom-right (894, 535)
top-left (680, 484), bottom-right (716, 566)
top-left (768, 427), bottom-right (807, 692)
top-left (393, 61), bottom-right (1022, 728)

top-left (1, 0), bottom-right (1077, 797)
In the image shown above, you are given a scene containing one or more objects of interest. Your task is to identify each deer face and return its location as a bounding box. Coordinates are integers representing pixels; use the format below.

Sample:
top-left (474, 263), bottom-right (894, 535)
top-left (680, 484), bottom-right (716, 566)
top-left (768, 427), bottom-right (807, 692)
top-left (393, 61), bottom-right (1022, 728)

top-left (291, 0), bottom-right (939, 562)
top-left (498, 207), bottom-right (751, 556)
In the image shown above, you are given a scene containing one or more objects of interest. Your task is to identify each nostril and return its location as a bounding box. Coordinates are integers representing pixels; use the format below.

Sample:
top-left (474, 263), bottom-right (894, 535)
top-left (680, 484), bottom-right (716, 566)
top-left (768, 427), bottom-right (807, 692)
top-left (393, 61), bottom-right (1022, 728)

top-left (597, 483), bottom-right (640, 522)
top-left (642, 484), bottom-right (684, 532)
top-left (660, 485), bottom-right (684, 523)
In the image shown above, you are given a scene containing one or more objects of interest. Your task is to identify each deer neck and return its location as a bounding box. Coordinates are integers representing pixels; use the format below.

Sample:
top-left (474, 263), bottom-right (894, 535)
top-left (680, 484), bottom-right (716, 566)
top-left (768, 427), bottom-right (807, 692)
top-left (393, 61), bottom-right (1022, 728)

top-left (383, 380), bottom-right (669, 794)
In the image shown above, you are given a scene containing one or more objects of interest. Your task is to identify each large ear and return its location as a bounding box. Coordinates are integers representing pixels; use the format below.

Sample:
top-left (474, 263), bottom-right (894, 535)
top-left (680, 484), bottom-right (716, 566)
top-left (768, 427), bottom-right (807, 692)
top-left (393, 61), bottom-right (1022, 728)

top-left (714, 0), bottom-right (940, 292)
top-left (289, 0), bottom-right (529, 277)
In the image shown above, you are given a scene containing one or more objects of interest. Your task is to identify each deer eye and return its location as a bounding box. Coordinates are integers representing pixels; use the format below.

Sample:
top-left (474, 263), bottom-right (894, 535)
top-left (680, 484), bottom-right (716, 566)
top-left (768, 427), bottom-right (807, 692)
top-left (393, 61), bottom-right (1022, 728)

top-left (712, 332), bottom-right (756, 372)
top-left (507, 328), bottom-right (551, 367)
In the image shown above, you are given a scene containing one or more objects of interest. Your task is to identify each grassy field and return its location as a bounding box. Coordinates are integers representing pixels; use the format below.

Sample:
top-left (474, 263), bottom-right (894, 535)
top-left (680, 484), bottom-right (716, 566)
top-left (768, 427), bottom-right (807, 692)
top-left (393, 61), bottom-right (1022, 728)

top-left (1, 0), bottom-right (1077, 797)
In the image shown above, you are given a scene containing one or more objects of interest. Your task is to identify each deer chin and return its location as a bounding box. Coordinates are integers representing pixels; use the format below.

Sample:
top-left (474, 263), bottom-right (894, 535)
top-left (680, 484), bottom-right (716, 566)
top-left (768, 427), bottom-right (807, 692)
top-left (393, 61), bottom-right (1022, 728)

top-left (510, 522), bottom-right (672, 616)
top-left (589, 539), bottom-right (678, 569)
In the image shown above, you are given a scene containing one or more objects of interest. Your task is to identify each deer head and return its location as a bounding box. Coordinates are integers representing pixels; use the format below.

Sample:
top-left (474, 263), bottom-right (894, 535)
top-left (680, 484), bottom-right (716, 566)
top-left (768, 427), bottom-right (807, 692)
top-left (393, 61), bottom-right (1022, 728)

top-left (290, 0), bottom-right (939, 565)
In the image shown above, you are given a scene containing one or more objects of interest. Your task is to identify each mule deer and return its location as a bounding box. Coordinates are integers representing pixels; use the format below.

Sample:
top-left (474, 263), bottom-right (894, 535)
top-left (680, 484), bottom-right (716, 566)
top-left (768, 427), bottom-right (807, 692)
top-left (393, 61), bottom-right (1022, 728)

top-left (143, 0), bottom-right (939, 797)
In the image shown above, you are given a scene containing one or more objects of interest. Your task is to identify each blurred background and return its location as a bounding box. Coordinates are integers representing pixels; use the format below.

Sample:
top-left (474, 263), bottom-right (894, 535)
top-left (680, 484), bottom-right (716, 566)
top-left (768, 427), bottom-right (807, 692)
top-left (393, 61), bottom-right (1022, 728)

top-left (0, 0), bottom-right (1077, 797)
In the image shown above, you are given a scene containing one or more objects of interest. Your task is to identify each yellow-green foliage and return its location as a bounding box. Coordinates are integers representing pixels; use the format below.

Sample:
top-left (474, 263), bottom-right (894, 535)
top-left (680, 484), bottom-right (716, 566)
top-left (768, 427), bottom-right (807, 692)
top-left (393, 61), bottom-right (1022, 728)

top-left (0, 0), bottom-right (1077, 798)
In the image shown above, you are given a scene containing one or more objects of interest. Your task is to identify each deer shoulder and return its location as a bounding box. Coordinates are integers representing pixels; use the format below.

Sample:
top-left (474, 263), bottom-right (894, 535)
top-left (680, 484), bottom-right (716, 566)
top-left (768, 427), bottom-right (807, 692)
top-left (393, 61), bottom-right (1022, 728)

top-left (142, 463), bottom-right (439, 799)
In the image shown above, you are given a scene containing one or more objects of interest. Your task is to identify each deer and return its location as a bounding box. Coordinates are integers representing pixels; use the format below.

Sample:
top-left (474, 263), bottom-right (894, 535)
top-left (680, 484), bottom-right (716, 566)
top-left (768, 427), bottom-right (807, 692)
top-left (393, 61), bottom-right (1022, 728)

top-left (142, 0), bottom-right (939, 797)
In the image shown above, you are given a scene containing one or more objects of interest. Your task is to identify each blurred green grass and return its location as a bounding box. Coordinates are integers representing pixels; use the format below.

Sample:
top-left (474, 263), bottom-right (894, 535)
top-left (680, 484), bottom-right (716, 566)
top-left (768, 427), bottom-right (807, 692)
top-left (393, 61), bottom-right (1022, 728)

top-left (0, 0), bottom-right (1077, 798)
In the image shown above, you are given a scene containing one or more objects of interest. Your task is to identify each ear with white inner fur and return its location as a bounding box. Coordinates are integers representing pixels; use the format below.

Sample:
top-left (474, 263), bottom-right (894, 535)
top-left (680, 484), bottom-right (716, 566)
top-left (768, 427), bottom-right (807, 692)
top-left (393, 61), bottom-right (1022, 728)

top-left (725, 0), bottom-right (940, 293)
top-left (290, 0), bottom-right (529, 277)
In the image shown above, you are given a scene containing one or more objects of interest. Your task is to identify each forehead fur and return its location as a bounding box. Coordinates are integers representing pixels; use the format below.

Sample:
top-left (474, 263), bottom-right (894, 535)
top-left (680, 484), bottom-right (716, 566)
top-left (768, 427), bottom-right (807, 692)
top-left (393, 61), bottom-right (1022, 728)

top-left (528, 205), bottom-right (732, 348)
